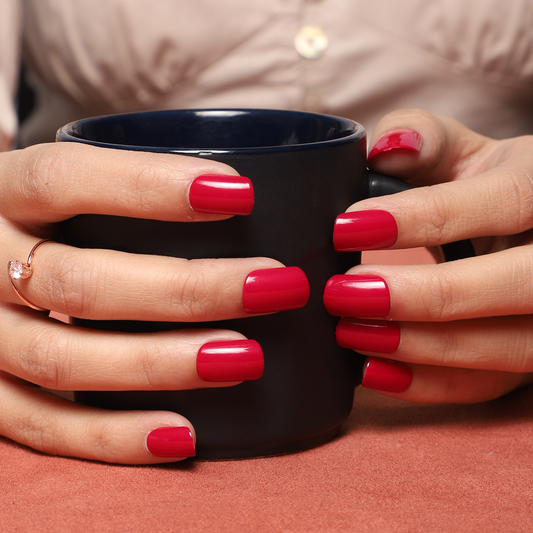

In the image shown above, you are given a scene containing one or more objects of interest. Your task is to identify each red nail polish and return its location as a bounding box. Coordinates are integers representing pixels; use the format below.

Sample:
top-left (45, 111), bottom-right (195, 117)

top-left (368, 129), bottom-right (423, 160)
top-left (336, 319), bottom-right (400, 353)
top-left (323, 275), bottom-right (390, 318)
top-left (189, 174), bottom-right (254, 215)
top-left (334, 210), bottom-right (398, 252)
top-left (197, 339), bottom-right (264, 382)
top-left (146, 427), bottom-right (196, 458)
top-left (362, 357), bottom-right (412, 393)
top-left (243, 267), bottom-right (310, 314)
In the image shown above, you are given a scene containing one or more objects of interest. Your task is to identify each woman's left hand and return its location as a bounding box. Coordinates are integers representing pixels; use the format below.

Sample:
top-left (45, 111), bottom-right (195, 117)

top-left (324, 109), bottom-right (533, 403)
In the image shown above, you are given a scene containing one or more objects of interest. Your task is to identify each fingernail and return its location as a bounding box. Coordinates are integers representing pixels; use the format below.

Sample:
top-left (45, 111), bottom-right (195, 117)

top-left (334, 210), bottom-right (398, 252)
top-left (362, 357), bottom-right (412, 393)
top-left (323, 275), bottom-right (390, 317)
top-left (243, 267), bottom-right (310, 314)
top-left (197, 339), bottom-right (264, 382)
top-left (368, 129), bottom-right (423, 160)
top-left (189, 174), bottom-right (254, 215)
top-left (146, 427), bottom-right (196, 458)
top-left (336, 319), bottom-right (400, 353)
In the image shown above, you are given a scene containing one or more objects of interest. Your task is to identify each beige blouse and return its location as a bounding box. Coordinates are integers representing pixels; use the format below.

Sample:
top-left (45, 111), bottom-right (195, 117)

top-left (1, 0), bottom-right (533, 150)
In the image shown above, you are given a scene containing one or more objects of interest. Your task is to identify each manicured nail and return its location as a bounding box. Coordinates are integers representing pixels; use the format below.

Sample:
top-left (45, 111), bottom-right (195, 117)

top-left (368, 129), bottom-right (423, 160)
top-left (146, 427), bottom-right (196, 458)
top-left (334, 210), bottom-right (398, 252)
top-left (336, 319), bottom-right (400, 353)
top-left (323, 275), bottom-right (390, 318)
top-left (197, 339), bottom-right (264, 382)
top-left (362, 357), bottom-right (412, 393)
top-left (243, 267), bottom-right (310, 314)
top-left (189, 174), bottom-right (254, 215)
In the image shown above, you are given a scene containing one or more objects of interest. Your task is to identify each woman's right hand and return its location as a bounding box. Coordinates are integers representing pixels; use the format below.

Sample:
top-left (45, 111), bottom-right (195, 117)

top-left (0, 142), bottom-right (308, 464)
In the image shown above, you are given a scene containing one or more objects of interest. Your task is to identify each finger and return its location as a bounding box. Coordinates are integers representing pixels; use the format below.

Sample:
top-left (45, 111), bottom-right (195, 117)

top-left (1, 238), bottom-right (309, 321)
top-left (360, 357), bottom-right (533, 404)
top-left (336, 161), bottom-right (533, 252)
top-left (0, 143), bottom-right (253, 225)
top-left (0, 303), bottom-right (264, 391)
top-left (0, 372), bottom-right (196, 464)
top-left (367, 109), bottom-right (491, 185)
top-left (324, 246), bottom-right (533, 322)
top-left (335, 119), bottom-right (533, 252)
top-left (337, 316), bottom-right (533, 373)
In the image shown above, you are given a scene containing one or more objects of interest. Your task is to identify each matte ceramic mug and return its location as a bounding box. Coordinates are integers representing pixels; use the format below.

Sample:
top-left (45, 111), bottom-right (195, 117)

top-left (56, 109), bottom-right (473, 460)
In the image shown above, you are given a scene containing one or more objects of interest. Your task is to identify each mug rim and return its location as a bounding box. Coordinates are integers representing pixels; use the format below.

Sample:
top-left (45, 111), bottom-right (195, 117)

top-left (55, 108), bottom-right (366, 154)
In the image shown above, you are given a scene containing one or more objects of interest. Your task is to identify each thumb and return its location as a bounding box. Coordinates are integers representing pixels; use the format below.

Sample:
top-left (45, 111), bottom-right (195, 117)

top-left (334, 109), bottom-right (533, 250)
top-left (367, 108), bottom-right (490, 186)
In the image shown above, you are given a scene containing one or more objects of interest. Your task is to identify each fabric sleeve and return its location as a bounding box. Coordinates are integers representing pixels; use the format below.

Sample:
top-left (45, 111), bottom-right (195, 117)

top-left (0, 0), bottom-right (22, 151)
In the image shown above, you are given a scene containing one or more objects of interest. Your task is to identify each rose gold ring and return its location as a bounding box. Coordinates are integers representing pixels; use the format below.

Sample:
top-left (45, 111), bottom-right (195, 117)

top-left (8, 239), bottom-right (52, 312)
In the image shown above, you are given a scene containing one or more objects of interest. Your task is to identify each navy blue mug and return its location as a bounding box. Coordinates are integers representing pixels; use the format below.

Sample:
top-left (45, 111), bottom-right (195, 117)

top-left (56, 109), bottom-right (473, 459)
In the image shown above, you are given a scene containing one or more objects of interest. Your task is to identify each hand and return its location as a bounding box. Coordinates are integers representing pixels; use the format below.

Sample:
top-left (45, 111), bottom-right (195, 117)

top-left (324, 109), bottom-right (533, 403)
top-left (0, 142), bottom-right (308, 463)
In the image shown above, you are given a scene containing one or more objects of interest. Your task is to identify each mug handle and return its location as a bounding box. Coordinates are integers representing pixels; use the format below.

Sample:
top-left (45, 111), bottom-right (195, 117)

top-left (364, 171), bottom-right (475, 261)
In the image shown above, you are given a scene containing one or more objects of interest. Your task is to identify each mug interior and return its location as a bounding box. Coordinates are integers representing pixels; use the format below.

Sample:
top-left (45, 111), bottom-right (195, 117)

top-left (56, 109), bottom-right (365, 153)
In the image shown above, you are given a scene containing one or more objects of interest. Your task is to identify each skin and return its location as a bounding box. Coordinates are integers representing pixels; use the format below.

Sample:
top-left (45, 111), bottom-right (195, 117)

top-left (1, 108), bottom-right (532, 463)
top-left (0, 141), bottom-right (281, 464)
top-left (348, 109), bottom-right (533, 403)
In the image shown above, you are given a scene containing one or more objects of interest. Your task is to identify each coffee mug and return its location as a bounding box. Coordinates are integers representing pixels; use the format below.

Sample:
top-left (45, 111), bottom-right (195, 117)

top-left (56, 109), bottom-right (473, 459)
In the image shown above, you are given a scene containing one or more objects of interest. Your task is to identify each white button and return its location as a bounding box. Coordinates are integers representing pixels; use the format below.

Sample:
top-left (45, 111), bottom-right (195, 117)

top-left (294, 26), bottom-right (329, 59)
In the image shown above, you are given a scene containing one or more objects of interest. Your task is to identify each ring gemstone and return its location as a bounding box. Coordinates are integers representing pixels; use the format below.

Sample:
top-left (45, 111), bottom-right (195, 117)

top-left (8, 261), bottom-right (27, 280)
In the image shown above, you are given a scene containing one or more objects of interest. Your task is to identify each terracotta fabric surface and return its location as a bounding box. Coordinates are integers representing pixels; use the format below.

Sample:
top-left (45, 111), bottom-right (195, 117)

top-left (2, 385), bottom-right (533, 533)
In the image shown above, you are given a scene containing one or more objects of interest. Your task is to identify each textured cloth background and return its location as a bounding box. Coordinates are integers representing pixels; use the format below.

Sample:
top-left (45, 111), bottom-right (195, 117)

top-left (2, 385), bottom-right (533, 532)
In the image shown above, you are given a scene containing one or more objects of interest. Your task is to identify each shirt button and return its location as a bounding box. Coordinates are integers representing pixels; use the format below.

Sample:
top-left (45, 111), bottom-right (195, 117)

top-left (294, 26), bottom-right (329, 59)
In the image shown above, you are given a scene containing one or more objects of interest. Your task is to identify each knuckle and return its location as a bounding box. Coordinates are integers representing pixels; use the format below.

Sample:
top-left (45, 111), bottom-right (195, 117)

top-left (422, 271), bottom-right (457, 321)
top-left (19, 328), bottom-right (69, 390)
top-left (48, 252), bottom-right (100, 318)
top-left (505, 324), bottom-right (533, 374)
top-left (85, 416), bottom-right (121, 463)
top-left (129, 160), bottom-right (174, 215)
top-left (130, 163), bottom-right (159, 214)
top-left (17, 145), bottom-right (64, 210)
top-left (165, 267), bottom-right (214, 321)
top-left (507, 167), bottom-right (533, 231)
top-left (134, 340), bottom-right (171, 389)
top-left (432, 326), bottom-right (462, 367)
top-left (18, 408), bottom-right (62, 456)
top-left (415, 188), bottom-right (450, 244)
top-left (14, 406), bottom-right (120, 462)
